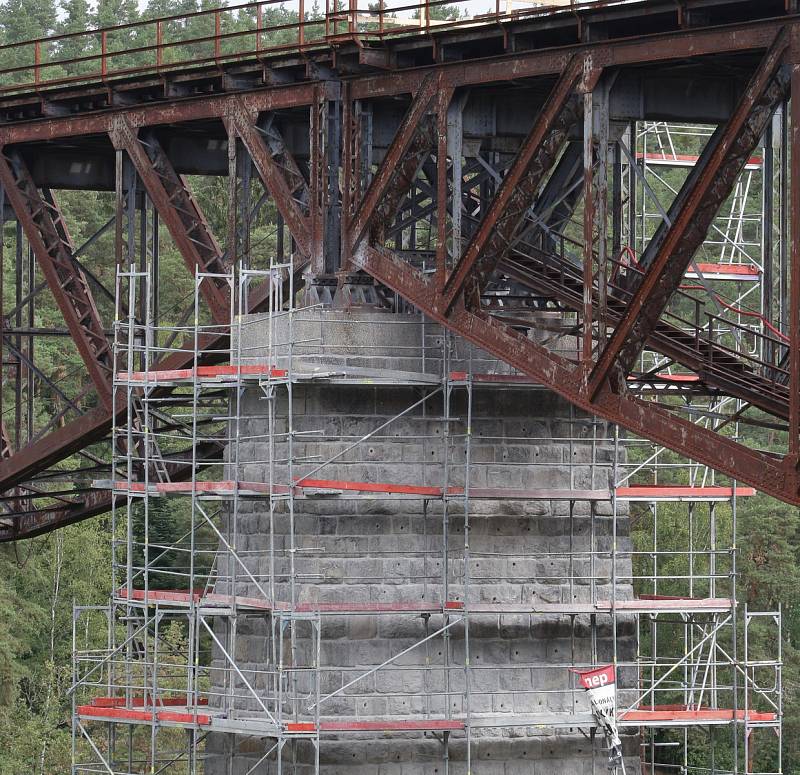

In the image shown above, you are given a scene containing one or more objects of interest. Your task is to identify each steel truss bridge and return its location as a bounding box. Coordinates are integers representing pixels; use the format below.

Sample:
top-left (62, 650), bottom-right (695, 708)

top-left (0, 0), bottom-right (798, 539)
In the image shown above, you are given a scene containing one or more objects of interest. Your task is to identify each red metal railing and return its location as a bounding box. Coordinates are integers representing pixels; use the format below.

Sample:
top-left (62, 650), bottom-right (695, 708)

top-left (0, 0), bottom-right (608, 96)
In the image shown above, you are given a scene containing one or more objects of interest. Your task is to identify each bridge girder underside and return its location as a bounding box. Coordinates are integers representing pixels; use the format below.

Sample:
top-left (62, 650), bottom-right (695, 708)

top-left (0, 0), bottom-right (799, 539)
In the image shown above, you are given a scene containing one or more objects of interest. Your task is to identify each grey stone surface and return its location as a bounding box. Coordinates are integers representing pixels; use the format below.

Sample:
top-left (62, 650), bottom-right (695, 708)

top-left (205, 311), bottom-right (639, 774)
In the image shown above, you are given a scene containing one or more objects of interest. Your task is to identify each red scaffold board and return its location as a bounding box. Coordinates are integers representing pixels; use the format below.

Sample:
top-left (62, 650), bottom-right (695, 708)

top-left (117, 365), bottom-right (288, 382)
top-left (285, 719), bottom-right (466, 734)
top-left (621, 708), bottom-right (777, 723)
top-left (637, 152), bottom-right (762, 169)
top-left (116, 587), bottom-right (468, 615)
top-left (617, 485), bottom-right (756, 500)
top-left (685, 262), bottom-right (760, 281)
top-left (117, 587), bottom-right (274, 611)
top-left (632, 373), bottom-right (701, 383)
top-left (111, 478), bottom-right (610, 502)
top-left (89, 695), bottom-right (208, 708)
top-left (77, 704), bottom-right (212, 726)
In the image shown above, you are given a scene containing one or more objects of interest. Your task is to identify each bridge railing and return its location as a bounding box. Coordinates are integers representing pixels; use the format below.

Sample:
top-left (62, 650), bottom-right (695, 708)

top-left (0, 0), bottom-right (607, 95)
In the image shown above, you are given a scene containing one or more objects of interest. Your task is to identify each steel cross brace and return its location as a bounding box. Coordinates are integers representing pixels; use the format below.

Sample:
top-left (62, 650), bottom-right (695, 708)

top-left (0, 148), bottom-right (114, 409)
top-left (347, 72), bottom-right (442, 251)
top-left (109, 116), bottom-right (231, 324)
top-left (352, 242), bottom-right (798, 505)
top-left (229, 105), bottom-right (312, 258)
top-left (0, 260), bottom-right (306, 539)
top-left (587, 29), bottom-right (790, 397)
top-left (441, 54), bottom-right (586, 313)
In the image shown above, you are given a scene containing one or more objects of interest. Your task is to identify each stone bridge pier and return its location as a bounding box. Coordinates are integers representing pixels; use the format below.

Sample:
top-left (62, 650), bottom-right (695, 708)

top-left (206, 309), bottom-right (640, 775)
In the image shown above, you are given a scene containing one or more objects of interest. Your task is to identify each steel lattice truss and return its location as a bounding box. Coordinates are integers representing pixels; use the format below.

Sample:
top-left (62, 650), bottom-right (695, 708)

top-left (0, 0), bottom-right (799, 538)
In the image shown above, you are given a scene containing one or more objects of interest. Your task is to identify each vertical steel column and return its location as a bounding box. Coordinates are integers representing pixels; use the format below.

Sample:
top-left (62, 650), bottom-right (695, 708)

top-left (780, 100), bottom-right (789, 337)
top-left (789, 66), bottom-right (800, 457)
top-left (627, 121), bottom-right (637, 258)
top-left (342, 85), bottom-right (361, 266)
top-left (582, 79), bottom-right (595, 362)
top-left (763, 117), bottom-right (776, 367)
top-left (227, 118), bottom-right (253, 285)
top-left (436, 83), bottom-right (449, 285)
top-left (595, 83), bottom-right (610, 350)
top-left (0, 186), bottom-right (5, 458)
top-left (612, 137), bottom-right (622, 260)
top-left (25, 242), bottom-right (33, 443)
top-left (14, 221), bottom-right (22, 452)
top-left (310, 82), bottom-right (342, 276)
top-left (446, 92), bottom-right (463, 283)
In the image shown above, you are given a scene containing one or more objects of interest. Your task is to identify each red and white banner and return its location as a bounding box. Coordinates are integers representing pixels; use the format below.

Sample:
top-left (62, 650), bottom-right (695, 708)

top-left (572, 665), bottom-right (624, 771)
top-left (575, 664), bottom-right (616, 719)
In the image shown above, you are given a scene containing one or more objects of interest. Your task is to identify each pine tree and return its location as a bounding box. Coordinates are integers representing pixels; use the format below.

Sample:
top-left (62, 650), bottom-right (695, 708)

top-left (91, 0), bottom-right (140, 73)
top-left (57, 0), bottom-right (93, 73)
top-left (0, 0), bottom-right (58, 80)
top-left (0, 0), bottom-right (56, 44)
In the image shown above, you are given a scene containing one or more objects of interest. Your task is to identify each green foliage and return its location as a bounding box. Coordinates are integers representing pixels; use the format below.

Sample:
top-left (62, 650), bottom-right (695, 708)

top-left (412, 1), bottom-right (461, 20)
top-left (0, 519), bottom-right (111, 774)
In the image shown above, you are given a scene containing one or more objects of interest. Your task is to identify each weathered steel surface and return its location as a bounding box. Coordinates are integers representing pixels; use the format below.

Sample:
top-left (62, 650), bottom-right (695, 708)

top-left (588, 30), bottom-right (791, 396)
top-left (230, 108), bottom-right (312, 258)
top-left (1, 0), bottom-right (800, 538)
top-left (0, 150), bottom-right (114, 408)
top-left (110, 117), bottom-right (231, 323)
top-left (348, 73), bottom-right (439, 249)
top-left (442, 55), bottom-right (585, 312)
top-left (352, 244), bottom-right (795, 503)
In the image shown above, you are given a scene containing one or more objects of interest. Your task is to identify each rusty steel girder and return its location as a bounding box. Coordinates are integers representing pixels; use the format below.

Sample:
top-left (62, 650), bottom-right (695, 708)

top-left (109, 116), bottom-right (231, 324)
top-left (441, 56), bottom-right (585, 313)
top-left (3, 6), bottom-right (800, 541)
top-left (229, 106), bottom-right (312, 258)
top-left (352, 244), bottom-right (797, 503)
top-left (0, 149), bottom-right (114, 409)
top-left (348, 73), bottom-right (440, 250)
top-left (587, 29), bottom-right (791, 397)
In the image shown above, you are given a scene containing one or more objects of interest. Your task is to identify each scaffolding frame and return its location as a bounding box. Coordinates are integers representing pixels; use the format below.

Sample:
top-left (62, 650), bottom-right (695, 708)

top-left (70, 249), bottom-right (781, 774)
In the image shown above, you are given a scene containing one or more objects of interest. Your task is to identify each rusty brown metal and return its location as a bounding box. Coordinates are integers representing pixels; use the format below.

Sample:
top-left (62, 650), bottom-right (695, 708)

top-left (347, 20), bottom-right (783, 101)
top-left (341, 84), bottom-right (364, 267)
top-left (587, 29), bottom-right (790, 397)
top-left (229, 105), bottom-right (312, 258)
top-left (109, 116), bottom-right (231, 324)
top-left (348, 73), bottom-right (439, 250)
top-left (0, 20), bottom-right (787, 151)
top-left (441, 55), bottom-right (584, 312)
top-left (1, 1), bottom-right (800, 540)
top-left (309, 83), bottom-right (342, 275)
top-left (0, 257), bottom-right (305, 505)
top-left (0, 426), bottom-right (11, 460)
top-left (352, 243), bottom-right (797, 504)
top-left (0, 436), bottom-right (225, 540)
top-left (0, 0), bottom-right (533, 96)
top-left (790, 63), bottom-right (800, 458)
top-left (0, 86), bottom-right (319, 146)
top-left (0, 149), bottom-right (114, 409)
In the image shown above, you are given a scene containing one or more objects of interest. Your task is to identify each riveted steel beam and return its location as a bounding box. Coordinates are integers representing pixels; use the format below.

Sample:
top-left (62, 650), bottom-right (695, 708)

top-left (0, 257), bottom-right (305, 505)
top-left (587, 30), bottom-right (790, 397)
top-left (0, 20), bottom-right (788, 149)
top-left (0, 437), bottom-right (223, 540)
top-left (351, 242), bottom-right (797, 505)
top-left (229, 106), bottom-right (312, 259)
top-left (347, 73), bottom-right (440, 251)
top-left (109, 116), bottom-right (231, 324)
top-left (442, 55), bottom-right (585, 313)
top-left (0, 149), bottom-right (114, 409)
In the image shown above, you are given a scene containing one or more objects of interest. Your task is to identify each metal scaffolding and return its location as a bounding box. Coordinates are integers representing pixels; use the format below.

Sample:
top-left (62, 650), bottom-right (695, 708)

top-left (70, 244), bottom-right (782, 772)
